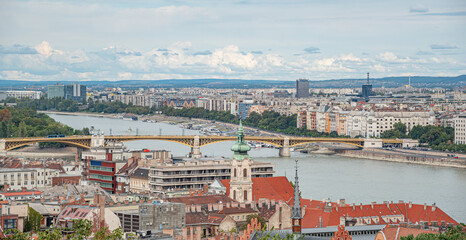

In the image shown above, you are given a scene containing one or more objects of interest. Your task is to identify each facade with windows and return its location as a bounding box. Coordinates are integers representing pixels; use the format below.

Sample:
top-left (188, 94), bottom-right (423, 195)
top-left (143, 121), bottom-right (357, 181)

top-left (47, 83), bottom-right (86, 102)
top-left (149, 159), bottom-right (274, 193)
top-left (454, 113), bottom-right (466, 144)
top-left (296, 79), bottom-right (309, 98)
top-left (0, 168), bottom-right (59, 191)
top-left (88, 159), bottom-right (118, 193)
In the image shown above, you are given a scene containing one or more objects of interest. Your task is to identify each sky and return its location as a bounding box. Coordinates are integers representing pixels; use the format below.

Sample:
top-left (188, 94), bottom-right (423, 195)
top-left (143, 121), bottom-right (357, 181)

top-left (0, 0), bottom-right (465, 81)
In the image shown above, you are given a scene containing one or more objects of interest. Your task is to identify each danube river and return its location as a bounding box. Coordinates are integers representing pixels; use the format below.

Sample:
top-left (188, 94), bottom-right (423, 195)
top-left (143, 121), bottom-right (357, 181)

top-left (48, 113), bottom-right (466, 222)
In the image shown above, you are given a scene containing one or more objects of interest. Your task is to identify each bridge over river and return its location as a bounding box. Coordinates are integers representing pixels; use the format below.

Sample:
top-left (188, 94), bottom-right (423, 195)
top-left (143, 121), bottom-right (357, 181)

top-left (1, 135), bottom-right (418, 157)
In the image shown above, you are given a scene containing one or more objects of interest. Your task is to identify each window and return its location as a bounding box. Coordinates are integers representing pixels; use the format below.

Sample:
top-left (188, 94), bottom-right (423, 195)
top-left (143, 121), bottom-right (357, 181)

top-left (4, 219), bottom-right (17, 230)
top-left (244, 190), bottom-right (248, 201)
top-left (234, 169), bottom-right (237, 177)
top-left (233, 190), bottom-right (236, 200)
top-left (243, 169), bottom-right (247, 178)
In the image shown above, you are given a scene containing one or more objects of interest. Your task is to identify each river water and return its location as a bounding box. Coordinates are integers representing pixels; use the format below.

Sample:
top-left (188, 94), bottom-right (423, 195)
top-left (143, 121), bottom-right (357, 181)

top-left (48, 113), bottom-right (466, 223)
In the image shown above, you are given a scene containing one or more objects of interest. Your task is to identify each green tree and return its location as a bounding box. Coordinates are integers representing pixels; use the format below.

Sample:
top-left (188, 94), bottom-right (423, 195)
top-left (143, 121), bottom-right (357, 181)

top-left (393, 122), bottom-right (407, 135)
top-left (3, 229), bottom-right (30, 240)
top-left (94, 227), bottom-right (124, 240)
top-left (37, 227), bottom-right (62, 240)
top-left (68, 219), bottom-right (92, 240)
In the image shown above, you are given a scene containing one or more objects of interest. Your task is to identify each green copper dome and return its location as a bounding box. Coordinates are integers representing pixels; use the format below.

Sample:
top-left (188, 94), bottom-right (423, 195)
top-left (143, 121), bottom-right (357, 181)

top-left (231, 121), bottom-right (250, 160)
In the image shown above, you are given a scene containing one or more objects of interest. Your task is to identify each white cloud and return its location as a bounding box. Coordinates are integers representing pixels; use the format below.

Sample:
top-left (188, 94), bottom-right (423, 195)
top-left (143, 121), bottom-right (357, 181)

top-left (35, 41), bottom-right (63, 57)
top-left (0, 42), bottom-right (464, 81)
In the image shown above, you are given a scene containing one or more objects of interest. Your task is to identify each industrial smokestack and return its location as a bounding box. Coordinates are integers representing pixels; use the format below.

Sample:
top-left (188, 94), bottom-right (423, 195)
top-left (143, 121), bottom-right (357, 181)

top-left (367, 72), bottom-right (370, 85)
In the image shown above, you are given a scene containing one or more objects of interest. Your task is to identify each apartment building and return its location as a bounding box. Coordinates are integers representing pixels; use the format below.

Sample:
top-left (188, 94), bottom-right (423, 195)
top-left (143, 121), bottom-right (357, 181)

top-left (149, 159), bottom-right (274, 193)
top-left (454, 113), bottom-right (466, 144)
top-left (0, 168), bottom-right (59, 191)
top-left (0, 90), bottom-right (43, 100)
top-left (114, 94), bottom-right (152, 107)
top-left (299, 109), bottom-right (436, 138)
top-left (365, 110), bottom-right (436, 137)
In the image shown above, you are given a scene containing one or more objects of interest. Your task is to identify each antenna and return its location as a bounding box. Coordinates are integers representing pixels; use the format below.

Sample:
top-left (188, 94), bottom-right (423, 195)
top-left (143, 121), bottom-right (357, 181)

top-left (367, 72), bottom-right (370, 85)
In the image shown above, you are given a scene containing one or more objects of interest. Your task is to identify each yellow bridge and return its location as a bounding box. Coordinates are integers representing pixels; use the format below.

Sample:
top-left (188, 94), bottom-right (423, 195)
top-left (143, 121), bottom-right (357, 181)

top-left (0, 135), bottom-right (409, 157)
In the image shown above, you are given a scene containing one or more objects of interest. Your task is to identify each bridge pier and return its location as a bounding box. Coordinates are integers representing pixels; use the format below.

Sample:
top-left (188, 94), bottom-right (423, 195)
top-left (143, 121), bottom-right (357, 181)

top-left (279, 137), bottom-right (291, 157)
top-left (363, 138), bottom-right (382, 149)
top-left (91, 135), bottom-right (105, 148)
top-left (190, 136), bottom-right (202, 159)
top-left (0, 139), bottom-right (6, 156)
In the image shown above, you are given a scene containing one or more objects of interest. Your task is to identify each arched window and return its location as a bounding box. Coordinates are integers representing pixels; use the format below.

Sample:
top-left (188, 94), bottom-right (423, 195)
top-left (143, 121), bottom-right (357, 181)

top-left (234, 168), bottom-right (237, 177)
top-left (243, 168), bottom-right (247, 178)
top-left (244, 190), bottom-right (248, 201)
top-left (233, 190), bottom-right (236, 200)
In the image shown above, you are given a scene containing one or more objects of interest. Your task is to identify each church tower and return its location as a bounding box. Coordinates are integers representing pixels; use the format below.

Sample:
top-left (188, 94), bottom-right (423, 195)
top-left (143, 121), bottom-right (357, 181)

top-left (230, 121), bottom-right (253, 203)
top-left (291, 160), bottom-right (302, 234)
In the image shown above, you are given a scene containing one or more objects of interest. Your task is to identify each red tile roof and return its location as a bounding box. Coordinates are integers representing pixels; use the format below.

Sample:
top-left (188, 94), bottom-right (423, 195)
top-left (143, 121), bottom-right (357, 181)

top-left (380, 226), bottom-right (437, 240)
top-left (0, 190), bottom-right (42, 196)
top-left (168, 194), bottom-right (236, 205)
top-left (218, 207), bottom-right (257, 215)
top-left (300, 200), bottom-right (458, 228)
top-left (58, 206), bottom-right (93, 220)
top-left (220, 176), bottom-right (294, 203)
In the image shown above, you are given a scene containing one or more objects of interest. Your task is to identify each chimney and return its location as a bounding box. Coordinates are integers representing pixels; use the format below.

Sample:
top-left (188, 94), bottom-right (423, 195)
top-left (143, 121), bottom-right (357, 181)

top-left (424, 203), bottom-right (427, 210)
top-left (208, 204), bottom-right (213, 212)
top-left (409, 201), bottom-right (412, 208)
top-left (360, 203), bottom-right (363, 210)
top-left (97, 194), bottom-right (105, 229)
top-left (352, 204), bottom-right (355, 211)
top-left (203, 184), bottom-right (209, 194)
top-left (432, 203), bottom-right (436, 211)
top-left (371, 202), bottom-right (376, 209)
top-left (186, 206), bottom-right (190, 213)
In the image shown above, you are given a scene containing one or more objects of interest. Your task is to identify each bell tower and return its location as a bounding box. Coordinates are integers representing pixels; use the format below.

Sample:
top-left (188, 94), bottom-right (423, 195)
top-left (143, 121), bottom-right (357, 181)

top-left (291, 160), bottom-right (302, 234)
top-left (230, 121), bottom-right (253, 203)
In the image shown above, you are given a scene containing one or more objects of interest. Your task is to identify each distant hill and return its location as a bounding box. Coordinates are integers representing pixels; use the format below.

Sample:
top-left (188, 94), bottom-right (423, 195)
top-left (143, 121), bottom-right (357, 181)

top-left (0, 75), bottom-right (464, 89)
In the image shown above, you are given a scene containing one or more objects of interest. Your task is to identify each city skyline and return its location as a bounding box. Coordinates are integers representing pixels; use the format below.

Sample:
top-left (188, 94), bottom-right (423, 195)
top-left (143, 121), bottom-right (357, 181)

top-left (0, 0), bottom-right (465, 81)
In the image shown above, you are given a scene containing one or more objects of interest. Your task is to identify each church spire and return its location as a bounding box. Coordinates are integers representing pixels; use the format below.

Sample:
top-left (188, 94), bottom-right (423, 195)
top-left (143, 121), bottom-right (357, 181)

top-left (291, 160), bottom-right (302, 233)
top-left (230, 120), bottom-right (250, 160)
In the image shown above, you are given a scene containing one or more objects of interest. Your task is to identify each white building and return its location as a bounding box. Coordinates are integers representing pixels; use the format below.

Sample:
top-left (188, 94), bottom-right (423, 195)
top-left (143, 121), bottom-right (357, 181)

top-left (454, 113), bottom-right (466, 144)
top-left (0, 168), bottom-right (60, 191)
top-left (1, 91), bottom-right (43, 100)
top-left (364, 110), bottom-right (436, 138)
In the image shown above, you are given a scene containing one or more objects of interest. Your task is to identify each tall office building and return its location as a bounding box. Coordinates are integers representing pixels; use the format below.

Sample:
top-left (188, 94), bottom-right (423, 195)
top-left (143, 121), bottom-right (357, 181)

top-left (47, 83), bottom-right (86, 102)
top-left (361, 72), bottom-right (372, 99)
top-left (296, 79), bottom-right (309, 98)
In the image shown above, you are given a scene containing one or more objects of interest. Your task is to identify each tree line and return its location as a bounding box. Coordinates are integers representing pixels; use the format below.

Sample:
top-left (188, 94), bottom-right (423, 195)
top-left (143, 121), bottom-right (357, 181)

top-left (0, 107), bottom-right (90, 139)
top-left (5, 97), bottom-right (344, 138)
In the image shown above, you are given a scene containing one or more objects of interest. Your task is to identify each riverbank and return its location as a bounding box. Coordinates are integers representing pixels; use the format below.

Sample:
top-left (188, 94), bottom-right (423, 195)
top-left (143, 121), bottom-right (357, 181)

top-left (6, 145), bottom-right (78, 160)
top-left (39, 110), bottom-right (280, 137)
top-left (335, 149), bottom-right (466, 169)
top-left (40, 110), bottom-right (466, 169)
